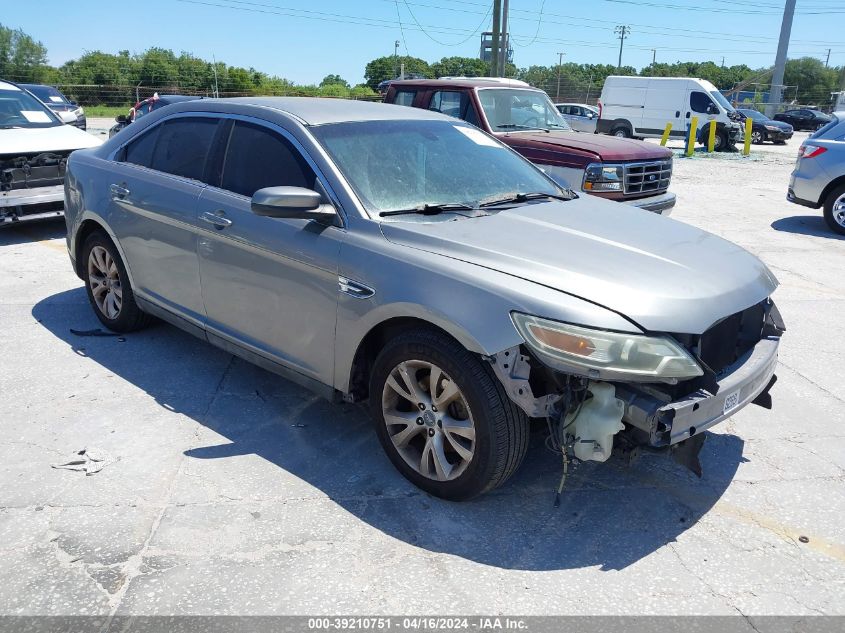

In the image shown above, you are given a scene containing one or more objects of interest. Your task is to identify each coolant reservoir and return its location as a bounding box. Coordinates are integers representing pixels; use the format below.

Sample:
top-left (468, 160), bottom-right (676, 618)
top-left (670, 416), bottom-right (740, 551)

top-left (566, 382), bottom-right (625, 462)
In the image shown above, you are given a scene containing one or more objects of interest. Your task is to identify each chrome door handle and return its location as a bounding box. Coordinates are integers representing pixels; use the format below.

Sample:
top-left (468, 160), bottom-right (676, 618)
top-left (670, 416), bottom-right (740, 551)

top-left (109, 183), bottom-right (130, 198)
top-left (200, 210), bottom-right (232, 229)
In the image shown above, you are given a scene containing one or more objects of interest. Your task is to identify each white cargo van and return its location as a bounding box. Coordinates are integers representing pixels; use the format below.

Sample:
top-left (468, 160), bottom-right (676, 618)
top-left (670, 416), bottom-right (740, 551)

top-left (597, 76), bottom-right (744, 151)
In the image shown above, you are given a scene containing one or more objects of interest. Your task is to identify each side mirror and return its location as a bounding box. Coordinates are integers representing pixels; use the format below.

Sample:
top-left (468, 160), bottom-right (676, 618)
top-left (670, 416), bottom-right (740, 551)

top-left (58, 110), bottom-right (78, 124)
top-left (115, 114), bottom-right (128, 123)
top-left (706, 104), bottom-right (719, 115)
top-left (587, 112), bottom-right (595, 119)
top-left (251, 186), bottom-right (336, 220)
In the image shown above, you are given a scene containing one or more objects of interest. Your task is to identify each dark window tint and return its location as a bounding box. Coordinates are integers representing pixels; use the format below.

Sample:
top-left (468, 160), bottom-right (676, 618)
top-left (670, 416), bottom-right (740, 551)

top-left (393, 90), bottom-right (417, 106)
top-left (690, 91), bottom-right (715, 114)
top-left (220, 122), bottom-right (315, 197)
top-left (124, 125), bottom-right (161, 168)
top-left (150, 117), bottom-right (219, 181)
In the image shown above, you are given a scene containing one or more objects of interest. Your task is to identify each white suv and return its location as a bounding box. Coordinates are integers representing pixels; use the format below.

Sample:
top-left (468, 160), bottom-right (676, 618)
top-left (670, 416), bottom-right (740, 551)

top-left (0, 79), bottom-right (100, 226)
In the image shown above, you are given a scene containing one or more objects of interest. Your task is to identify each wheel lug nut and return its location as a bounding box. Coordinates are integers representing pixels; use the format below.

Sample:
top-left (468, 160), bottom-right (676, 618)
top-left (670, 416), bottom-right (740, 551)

top-left (431, 406), bottom-right (438, 412)
top-left (418, 403), bottom-right (425, 410)
top-left (428, 428), bottom-right (435, 437)
top-left (416, 418), bottom-right (423, 425)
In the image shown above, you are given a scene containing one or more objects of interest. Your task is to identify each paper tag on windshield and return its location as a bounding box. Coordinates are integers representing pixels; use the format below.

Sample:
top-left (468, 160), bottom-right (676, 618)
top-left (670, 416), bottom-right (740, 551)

top-left (21, 110), bottom-right (52, 123)
top-left (49, 96), bottom-right (64, 103)
top-left (454, 125), bottom-right (500, 148)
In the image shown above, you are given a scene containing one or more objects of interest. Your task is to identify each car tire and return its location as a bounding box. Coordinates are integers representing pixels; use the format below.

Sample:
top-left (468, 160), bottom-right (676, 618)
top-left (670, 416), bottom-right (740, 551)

top-left (369, 329), bottom-right (529, 501)
top-left (751, 129), bottom-right (765, 144)
top-left (610, 126), bottom-right (631, 138)
top-left (822, 184), bottom-right (845, 236)
top-left (81, 231), bottom-right (152, 333)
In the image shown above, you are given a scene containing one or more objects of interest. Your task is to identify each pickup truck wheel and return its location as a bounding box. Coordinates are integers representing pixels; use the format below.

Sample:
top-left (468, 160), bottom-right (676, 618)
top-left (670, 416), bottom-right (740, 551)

top-left (823, 185), bottom-right (845, 236)
top-left (82, 232), bottom-right (151, 332)
top-left (369, 329), bottom-right (529, 501)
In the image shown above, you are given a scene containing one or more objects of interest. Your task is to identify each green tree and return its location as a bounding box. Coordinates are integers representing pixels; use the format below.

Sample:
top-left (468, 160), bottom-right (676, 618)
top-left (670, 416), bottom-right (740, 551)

top-left (784, 57), bottom-right (839, 106)
top-left (431, 56), bottom-right (489, 78)
top-left (364, 55), bottom-right (431, 89)
top-left (320, 73), bottom-right (349, 88)
top-left (0, 23), bottom-right (50, 82)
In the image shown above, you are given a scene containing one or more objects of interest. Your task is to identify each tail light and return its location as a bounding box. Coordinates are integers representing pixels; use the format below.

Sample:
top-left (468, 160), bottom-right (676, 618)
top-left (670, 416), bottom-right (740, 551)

top-left (598, 100), bottom-right (603, 119)
top-left (799, 145), bottom-right (827, 159)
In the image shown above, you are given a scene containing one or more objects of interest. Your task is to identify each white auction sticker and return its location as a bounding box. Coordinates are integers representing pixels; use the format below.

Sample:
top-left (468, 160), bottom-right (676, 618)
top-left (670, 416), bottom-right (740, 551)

top-left (20, 110), bottom-right (52, 123)
top-left (723, 389), bottom-right (741, 414)
top-left (49, 96), bottom-right (64, 103)
top-left (453, 125), bottom-right (500, 148)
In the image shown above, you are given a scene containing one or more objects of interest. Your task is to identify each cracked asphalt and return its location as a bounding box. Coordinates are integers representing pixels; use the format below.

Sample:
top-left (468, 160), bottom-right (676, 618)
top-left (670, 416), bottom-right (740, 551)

top-left (0, 123), bottom-right (843, 619)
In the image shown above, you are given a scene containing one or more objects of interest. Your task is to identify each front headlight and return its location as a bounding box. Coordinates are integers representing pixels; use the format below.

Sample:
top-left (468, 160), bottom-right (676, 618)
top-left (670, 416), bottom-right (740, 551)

top-left (512, 313), bottom-right (703, 380)
top-left (74, 107), bottom-right (84, 117)
top-left (583, 162), bottom-right (623, 192)
top-left (764, 125), bottom-right (780, 131)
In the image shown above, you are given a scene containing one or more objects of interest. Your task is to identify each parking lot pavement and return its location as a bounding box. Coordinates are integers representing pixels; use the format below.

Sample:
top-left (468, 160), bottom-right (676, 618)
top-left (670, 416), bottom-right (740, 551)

top-left (1, 131), bottom-right (843, 619)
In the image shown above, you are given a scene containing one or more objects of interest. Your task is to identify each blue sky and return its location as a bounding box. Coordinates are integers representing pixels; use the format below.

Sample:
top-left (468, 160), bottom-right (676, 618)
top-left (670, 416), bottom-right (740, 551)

top-left (3, 0), bottom-right (843, 85)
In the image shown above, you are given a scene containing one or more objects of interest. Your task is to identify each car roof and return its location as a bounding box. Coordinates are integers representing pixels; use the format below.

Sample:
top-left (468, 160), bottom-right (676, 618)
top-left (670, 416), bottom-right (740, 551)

top-left (389, 78), bottom-right (535, 90)
top-left (0, 80), bottom-right (22, 91)
top-left (173, 96), bottom-right (448, 125)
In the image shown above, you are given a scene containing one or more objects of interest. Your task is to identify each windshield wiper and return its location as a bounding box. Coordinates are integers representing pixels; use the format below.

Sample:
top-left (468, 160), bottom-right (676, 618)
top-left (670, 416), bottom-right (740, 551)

top-left (379, 202), bottom-right (478, 217)
top-left (479, 192), bottom-right (573, 208)
top-left (496, 124), bottom-right (539, 130)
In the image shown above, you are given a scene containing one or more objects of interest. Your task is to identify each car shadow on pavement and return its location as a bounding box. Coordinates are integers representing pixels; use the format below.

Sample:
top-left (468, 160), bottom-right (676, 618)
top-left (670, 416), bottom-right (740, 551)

top-left (34, 288), bottom-right (745, 572)
top-left (0, 219), bottom-right (66, 246)
top-left (771, 215), bottom-right (844, 240)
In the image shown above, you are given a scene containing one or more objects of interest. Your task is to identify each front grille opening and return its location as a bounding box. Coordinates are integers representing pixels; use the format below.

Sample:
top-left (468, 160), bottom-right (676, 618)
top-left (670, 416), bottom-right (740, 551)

top-left (624, 160), bottom-right (672, 195)
top-left (698, 302), bottom-right (766, 376)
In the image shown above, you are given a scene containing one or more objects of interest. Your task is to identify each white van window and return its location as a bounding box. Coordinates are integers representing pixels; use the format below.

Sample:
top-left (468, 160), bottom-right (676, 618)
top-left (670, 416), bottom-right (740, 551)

top-left (690, 91), bottom-right (716, 114)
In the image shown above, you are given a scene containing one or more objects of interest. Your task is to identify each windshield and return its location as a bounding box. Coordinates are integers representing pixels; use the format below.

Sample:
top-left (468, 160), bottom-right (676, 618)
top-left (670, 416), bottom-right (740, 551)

top-left (311, 119), bottom-right (563, 216)
top-left (739, 109), bottom-right (767, 121)
top-left (477, 88), bottom-right (572, 132)
top-left (710, 91), bottom-right (736, 113)
top-left (25, 85), bottom-right (70, 105)
top-left (0, 87), bottom-right (61, 129)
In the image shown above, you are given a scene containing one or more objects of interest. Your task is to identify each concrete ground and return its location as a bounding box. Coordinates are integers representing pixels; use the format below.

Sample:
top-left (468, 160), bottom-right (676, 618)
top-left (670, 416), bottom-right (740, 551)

top-left (1, 127), bottom-right (843, 619)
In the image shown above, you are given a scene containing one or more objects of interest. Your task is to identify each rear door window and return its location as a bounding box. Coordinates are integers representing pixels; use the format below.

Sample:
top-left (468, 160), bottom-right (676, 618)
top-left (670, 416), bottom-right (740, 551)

top-left (220, 121), bottom-right (316, 198)
top-left (392, 90), bottom-right (417, 107)
top-left (150, 117), bottom-right (219, 182)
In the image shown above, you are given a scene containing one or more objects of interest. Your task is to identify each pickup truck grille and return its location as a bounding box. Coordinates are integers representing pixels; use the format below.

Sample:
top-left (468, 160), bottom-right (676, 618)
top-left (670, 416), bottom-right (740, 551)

top-left (623, 160), bottom-right (672, 196)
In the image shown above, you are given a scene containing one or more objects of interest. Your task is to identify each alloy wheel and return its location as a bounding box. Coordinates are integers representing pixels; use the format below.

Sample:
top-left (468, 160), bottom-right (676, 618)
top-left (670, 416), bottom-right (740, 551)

top-left (87, 245), bottom-right (122, 319)
top-left (833, 193), bottom-right (845, 228)
top-left (381, 360), bottom-right (476, 481)
top-left (751, 131), bottom-right (763, 144)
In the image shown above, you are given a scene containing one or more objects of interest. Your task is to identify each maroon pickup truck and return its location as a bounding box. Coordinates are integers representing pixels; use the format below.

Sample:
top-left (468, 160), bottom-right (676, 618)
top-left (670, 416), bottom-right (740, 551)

top-left (385, 79), bottom-right (676, 214)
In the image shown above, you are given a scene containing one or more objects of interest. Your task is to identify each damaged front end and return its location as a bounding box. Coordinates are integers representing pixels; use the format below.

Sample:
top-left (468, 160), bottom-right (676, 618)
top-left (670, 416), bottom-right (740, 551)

top-left (0, 151), bottom-right (70, 225)
top-left (489, 299), bottom-right (785, 483)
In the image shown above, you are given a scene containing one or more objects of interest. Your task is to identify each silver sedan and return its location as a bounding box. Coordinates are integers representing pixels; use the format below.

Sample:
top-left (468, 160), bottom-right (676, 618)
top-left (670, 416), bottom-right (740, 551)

top-left (64, 98), bottom-right (783, 499)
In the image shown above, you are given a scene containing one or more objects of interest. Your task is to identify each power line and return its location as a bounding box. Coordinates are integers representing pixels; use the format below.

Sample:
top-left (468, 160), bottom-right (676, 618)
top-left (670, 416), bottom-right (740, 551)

top-left (399, 0), bottom-right (491, 47)
top-left (510, 0), bottom-right (546, 48)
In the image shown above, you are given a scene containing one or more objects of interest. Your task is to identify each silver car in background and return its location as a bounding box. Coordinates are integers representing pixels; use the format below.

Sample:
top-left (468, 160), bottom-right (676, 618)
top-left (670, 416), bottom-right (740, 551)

top-left (787, 112), bottom-right (845, 235)
top-left (64, 98), bottom-right (783, 500)
top-left (555, 103), bottom-right (599, 133)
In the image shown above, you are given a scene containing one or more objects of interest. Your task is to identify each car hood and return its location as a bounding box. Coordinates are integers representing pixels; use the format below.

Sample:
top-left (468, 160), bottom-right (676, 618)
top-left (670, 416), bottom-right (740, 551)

top-left (380, 198), bottom-right (777, 334)
top-left (764, 120), bottom-right (793, 131)
top-left (0, 124), bottom-right (101, 155)
top-left (504, 130), bottom-right (672, 162)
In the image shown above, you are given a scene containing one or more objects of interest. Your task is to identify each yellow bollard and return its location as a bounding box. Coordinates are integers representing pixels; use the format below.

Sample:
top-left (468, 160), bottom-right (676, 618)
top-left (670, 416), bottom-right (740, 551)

top-left (743, 116), bottom-right (753, 156)
top-left (685, 116), bottom-right (698, 157)
top-left (707, 120), bottom-right (717, 152)
top-left (660, 122), bottom-right (672, 146)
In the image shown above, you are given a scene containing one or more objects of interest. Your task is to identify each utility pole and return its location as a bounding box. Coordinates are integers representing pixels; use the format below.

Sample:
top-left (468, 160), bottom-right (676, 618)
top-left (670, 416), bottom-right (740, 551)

top-left (614, 25), bottom-right (630, 71)
top-left (556, 52), bottom-right (565, 99)
top-left (499, 0), bottom-right (509, 77)
top-left (211, 54), bottom-right (219, 98)
top-left (721, 56), bottom-right (725, 68)
top-left (825, 48), bottom-right (831, 68)
top-left (651, 49), bottom-right (656, 66)
top-left (766, 0), bottom-right (795, 117)
top-left (394, 40), bottom-right (400, 78)
top-left (491, 0), bottom-right (502, 78)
